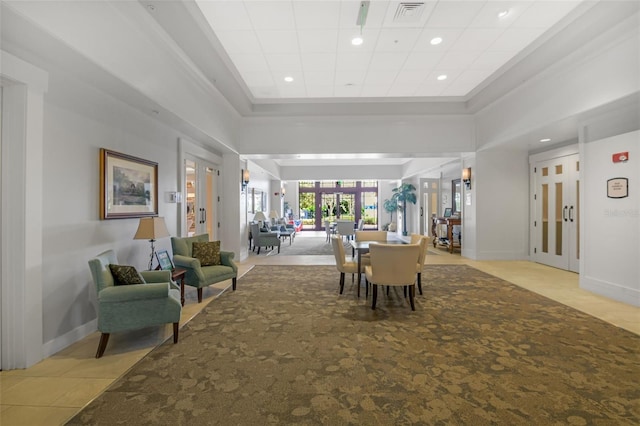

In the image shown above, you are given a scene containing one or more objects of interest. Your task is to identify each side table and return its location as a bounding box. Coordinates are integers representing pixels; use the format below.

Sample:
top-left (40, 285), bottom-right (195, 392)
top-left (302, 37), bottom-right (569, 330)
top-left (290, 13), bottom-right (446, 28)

top-left (171, 268), bottom-right (187, 306)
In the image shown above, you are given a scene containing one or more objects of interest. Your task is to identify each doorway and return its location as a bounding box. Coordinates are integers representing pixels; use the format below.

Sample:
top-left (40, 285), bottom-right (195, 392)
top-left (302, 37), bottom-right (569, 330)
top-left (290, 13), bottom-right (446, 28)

top-left (298, 181), bottom-right (379, 231)
top-left (531, 149), bottom-right (580, 272)
top-left (420, 178), bottom-right (439, 236)
top-left (184, 157), bottom-right (218, 239)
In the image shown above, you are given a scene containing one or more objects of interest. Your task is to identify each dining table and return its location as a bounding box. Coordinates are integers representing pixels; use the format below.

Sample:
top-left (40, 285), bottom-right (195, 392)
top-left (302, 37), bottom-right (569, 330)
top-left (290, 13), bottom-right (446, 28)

top-left (350, 237), bottom-right (407, 297)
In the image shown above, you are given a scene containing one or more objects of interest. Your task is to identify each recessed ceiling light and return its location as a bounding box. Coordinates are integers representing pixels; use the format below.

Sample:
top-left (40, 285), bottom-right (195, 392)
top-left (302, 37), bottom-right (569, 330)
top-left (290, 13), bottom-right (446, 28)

top-left (430, 37), bottom-right (443, 45)
top-left (437, 74), bottom-right (447, 81)
top-left (284, 76), bottom-right (294, 83)
top-left (351, 36), bottom-right (364, 46)
top-left (540, 138), bottom-right (551, 143)
top-left (498, 9), bottom-right (510, 19)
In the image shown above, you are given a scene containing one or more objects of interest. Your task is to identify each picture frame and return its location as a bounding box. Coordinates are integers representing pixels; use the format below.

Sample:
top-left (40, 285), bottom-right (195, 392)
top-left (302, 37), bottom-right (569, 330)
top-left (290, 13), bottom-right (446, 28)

top-left (156, 249), bottom-right (174, 271)
top-left (247, 188), bottom-right (266, 214)
top-left (100, 148), bottom-right (158, 219)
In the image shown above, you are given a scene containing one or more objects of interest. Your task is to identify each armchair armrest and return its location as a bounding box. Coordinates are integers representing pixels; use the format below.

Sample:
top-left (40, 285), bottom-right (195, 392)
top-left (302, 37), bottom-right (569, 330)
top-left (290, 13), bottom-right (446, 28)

top-left (140, 270), bottom-right (171, 283)
top-left (220, 251), bottom-right (237, 272)
top-left (99, 283), bottom-right (169, 303)
top-left (173, 254), bottom-right (201, 269)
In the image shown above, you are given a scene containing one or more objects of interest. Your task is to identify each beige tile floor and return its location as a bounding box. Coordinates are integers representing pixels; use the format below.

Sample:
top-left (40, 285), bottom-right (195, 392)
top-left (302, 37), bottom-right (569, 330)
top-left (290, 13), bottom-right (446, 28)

top-left (2, 232), bottom-right (638, 425)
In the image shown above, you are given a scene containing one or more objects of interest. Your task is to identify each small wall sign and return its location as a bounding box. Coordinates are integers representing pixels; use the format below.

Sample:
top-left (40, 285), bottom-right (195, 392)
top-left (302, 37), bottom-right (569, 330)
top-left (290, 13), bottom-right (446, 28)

top-left (607, 177), bottom-right (628, 198)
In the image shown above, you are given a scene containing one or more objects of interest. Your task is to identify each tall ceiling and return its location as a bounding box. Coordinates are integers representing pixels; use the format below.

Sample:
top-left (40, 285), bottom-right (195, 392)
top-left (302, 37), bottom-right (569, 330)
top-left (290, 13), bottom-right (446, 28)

top-left (193, 0), bottom-right (583, 101)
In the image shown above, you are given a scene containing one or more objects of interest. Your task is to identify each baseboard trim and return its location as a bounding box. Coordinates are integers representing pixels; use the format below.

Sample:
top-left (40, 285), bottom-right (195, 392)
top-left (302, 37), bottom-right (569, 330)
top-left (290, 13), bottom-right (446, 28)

top-left (43, 319), bottom-right (97, 358)
top-left (581, 276), bottom-right (640, 307)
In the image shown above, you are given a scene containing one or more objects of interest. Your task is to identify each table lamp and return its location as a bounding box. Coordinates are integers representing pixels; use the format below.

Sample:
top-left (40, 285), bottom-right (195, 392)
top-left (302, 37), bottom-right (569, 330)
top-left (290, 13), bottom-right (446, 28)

top-left (253, 211), bottom-right (267, 228)
top-left (134, 216), bottom-right (170, 270)
top-left (269, 210), bottom-right (279, 225)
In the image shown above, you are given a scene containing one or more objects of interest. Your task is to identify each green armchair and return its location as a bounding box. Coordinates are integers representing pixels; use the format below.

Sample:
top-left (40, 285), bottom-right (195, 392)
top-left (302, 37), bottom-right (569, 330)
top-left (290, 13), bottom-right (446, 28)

top-left (171, 234), bottom-right (238, 302)
top-left (88, 250), bottom-right (182, 358)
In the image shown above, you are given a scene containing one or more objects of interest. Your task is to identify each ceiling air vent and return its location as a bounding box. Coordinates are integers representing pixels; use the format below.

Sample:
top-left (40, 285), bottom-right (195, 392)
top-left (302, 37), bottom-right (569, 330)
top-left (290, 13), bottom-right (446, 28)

top-left (393, 2), bottom-right (425, 23)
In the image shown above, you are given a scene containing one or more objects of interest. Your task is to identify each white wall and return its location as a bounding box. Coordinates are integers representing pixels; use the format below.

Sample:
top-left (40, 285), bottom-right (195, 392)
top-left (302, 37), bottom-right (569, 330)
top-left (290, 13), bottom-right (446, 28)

top-left (39, 69), bottom-right (205, 354)
top-left (581, 130), bottom-right (639, 306)
top-left (471, 149), bottom-right (530, 261)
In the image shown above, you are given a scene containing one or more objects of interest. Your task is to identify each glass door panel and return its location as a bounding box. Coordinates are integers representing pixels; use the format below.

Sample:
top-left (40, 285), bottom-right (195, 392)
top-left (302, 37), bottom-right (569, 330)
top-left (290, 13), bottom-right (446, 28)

top-left (338, 193), bottom-right (355, 221)
top-left (321, 193), bottom-right (337, 223)
top-left (299, 192), bottom-right (316, 229)
top-left (184, 159), bottom-right (217, 239)
top-left (361, 191), bottom-right (378, 229)
top-left (204, 166), bottom-right (215, 238)
top-left (185, 160), bottom-right (196, 237)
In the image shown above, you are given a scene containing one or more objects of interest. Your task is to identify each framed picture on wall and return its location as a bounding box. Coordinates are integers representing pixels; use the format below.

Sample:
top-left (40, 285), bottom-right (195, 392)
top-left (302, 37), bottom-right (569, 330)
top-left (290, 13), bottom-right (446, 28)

top-left (100, 148), bottom-right (158, 219)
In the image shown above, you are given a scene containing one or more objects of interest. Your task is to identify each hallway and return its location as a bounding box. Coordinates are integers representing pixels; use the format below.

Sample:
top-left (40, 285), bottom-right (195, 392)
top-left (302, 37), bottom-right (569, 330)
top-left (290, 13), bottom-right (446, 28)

top-left (1, 233), bottom-right (638, 425)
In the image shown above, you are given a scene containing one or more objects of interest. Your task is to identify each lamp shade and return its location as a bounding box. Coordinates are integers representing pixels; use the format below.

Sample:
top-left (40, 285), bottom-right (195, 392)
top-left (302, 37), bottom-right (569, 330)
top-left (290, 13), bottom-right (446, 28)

top-left (133, 217), bottom-right (170, 241)
top-left (253, 211), bottom-right (267, 222)
top-left (269, 210), bottom-right (279, 219)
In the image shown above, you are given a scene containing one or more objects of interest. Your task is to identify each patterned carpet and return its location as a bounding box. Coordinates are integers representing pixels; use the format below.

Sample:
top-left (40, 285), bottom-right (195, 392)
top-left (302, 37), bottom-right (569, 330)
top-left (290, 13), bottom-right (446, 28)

top-left (67, 265), bottom-right (640, 425)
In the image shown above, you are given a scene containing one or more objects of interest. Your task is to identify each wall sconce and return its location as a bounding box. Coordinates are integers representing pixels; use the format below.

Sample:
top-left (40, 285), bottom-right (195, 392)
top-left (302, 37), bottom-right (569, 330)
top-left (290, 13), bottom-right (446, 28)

top-left (241, 169), bottom-right (250, 190)
top-left (462, 167), bottom-right (472, 189)
top-left (280, 187), bottom-right (286, 198)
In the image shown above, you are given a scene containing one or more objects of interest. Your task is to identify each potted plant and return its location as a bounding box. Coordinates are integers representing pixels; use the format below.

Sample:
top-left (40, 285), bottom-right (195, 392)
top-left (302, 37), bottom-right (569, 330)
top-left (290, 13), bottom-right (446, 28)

top-left (382, 198), bottom-right (397, 231)
top-left (391, 183), bottom-right (417, 236)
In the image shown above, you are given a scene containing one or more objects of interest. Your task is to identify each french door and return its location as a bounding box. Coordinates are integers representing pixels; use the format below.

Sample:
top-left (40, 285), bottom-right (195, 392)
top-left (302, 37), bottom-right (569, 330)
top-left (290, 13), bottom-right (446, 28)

top-left (420, 178), bottom-right (439, 237)
top-left (184, 157), bottom-right (217, 239)
top-left (532, 153), bottom-right (580, 272)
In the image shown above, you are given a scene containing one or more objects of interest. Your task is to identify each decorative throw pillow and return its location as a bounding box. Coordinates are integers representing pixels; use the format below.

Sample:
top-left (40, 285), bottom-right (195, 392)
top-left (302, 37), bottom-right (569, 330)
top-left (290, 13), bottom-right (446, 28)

top-left (192, 241), bottom-right (221, 266)
top-left (109, 264), bottom-right (146, 286)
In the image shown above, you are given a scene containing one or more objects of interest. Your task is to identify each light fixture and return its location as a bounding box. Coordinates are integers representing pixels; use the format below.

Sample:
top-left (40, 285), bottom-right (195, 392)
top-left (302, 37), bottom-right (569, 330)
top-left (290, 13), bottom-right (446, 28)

top-left (281, 187), bottom-right (286, 198)
top-left (284, 76), bottom-right (294, 83)
top-left (462, 168), bottom-right (472, 190)
top-left (540, 138), bottom-right (551, 143)
top-left (498, 9), bottom-right (510, 19)
top-left (437, 74), bottom-right (447, 81)
top-left (430, 37), bottom-right (443, 45)
top-left (241, 169), bottom-right (250, 190)
top-left (133, 217), bottom-right (170, 270)
top-left (351, 1), bottom-right (369, 46)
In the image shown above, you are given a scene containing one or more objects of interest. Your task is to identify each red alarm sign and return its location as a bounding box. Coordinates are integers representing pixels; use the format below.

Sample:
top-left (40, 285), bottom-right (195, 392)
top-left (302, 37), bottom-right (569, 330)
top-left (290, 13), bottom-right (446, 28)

top-left (612, 152), bottom-right (629, 163)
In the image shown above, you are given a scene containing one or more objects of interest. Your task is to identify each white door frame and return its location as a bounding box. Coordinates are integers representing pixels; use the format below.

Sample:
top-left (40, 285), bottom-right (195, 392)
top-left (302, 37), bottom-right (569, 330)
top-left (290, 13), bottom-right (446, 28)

top-left (529, 144), bottom-right (580, 272)
top-left (178, 138), bottom-right (222, 238)
top-left (1, 51), bottom-right (48, 369)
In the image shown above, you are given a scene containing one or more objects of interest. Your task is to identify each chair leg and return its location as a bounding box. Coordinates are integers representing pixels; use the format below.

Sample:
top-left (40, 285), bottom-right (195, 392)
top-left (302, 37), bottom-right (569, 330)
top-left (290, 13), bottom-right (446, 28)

top-left (95, 333), bottom-right (110, 358)
top-left (339, 272), bottom-right (345, 294)
top-left (232, 277), bottom-right (237, 291)
top-left (197, 288), bottom-right (203, 303)
top-left (173, 322), bottom-right (179, 343)
top-left (386, 286), bottom-right (390, 296)
top-left (372, 284), bottom-right (378, 310)
top-left (277, 246), bottom-right (280, 253)
top-left (404, 286), bottom-right (407, 298)
top-left (257, 247), bottom-right (261, 254)
top-left (409, 285), bottom-right (416, 311)
top-left (417, 272), bottom-right (423, 295)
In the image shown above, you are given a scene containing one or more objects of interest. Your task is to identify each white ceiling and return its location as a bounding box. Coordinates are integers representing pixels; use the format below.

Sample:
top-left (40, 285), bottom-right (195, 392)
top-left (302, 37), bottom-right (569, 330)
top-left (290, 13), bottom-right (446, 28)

top-left (194, 0), bottom-right (583, 101)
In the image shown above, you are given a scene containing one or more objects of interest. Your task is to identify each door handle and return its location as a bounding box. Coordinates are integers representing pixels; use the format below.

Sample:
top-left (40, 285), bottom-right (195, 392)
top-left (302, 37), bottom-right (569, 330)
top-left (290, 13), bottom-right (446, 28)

top-left (563, 206), bottom-right (568, 222)
top-left (203, 208), bottom-right (207, 224)
top-left (569, 206), bottom-right (574, 222)
top-left (420, 207), bottom-right (423, 217)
